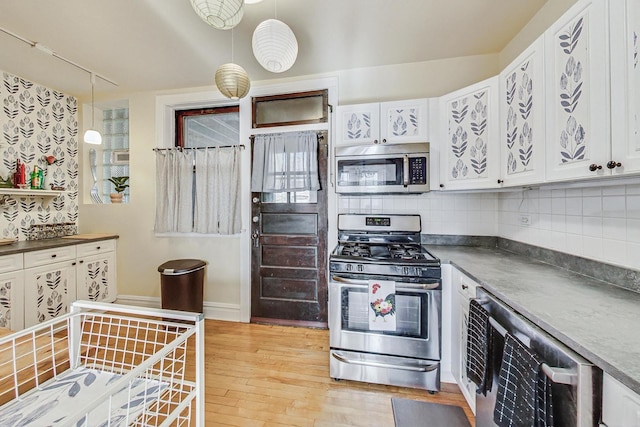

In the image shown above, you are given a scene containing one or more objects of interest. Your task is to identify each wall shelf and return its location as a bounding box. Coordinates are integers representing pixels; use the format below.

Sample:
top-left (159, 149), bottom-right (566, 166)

top-left (0, 188), bottom-right (66, 208)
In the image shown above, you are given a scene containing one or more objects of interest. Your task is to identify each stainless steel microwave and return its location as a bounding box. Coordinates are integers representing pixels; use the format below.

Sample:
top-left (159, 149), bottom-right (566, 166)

top-left (335, 143), bottom-right (430, 194)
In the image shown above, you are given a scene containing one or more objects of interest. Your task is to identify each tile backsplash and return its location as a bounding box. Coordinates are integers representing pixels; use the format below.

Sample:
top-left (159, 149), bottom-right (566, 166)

top-left (337, 192), bottom-right (498, 236)
top-left (0, 70), bottom-right (78, 240)
top-left (338, 182), bottom-right (640, 271)
top-left (498, 184), bottom-right (640, 271)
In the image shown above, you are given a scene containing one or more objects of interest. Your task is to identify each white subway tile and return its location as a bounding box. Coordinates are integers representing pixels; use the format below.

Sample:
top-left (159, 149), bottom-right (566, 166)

top-left (582, 187), bottom-right (603, 197)
top-left (603, 218), bottom-right (627, 242)
top-left (626, 195), bottom-right (640, 218)
top-left (625, 242), bottom-right (640, 269)
top-left (626, 219), bottom-right (640, 243)
top-left (566, 188), bottom-right (583, 197)
top-left (539, 197), bottom-right (552, 214)
top-left (566, 234), bottom-right (584, 257)
top-left (602, 196), bottom-right (626, 219)
top-left (582, 236), bottom-right (604, 260)
top-left (551, 189), bottom-right (566, 198)
top-left (565, 197), bottom-right (583, 215)
top-left (582, 196), bottom-right (603, 217)
top-left (602, 239), bottom-right (626, 266)
top-left (582, 216), bottom-right (603, 237)
top-left (565, 215), bottom-right (583, 235)
top-left (551, 215), bottom-right (566, 232)
top-left (626, 184), bottom-right (640, 195)
top-left (603, 185), bottom-right (626, 196)
top-left (552, 198), bottom-right (566, 215)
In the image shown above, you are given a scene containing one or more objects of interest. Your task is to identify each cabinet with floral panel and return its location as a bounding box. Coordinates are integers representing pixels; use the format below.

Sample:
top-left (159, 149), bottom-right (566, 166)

top-left (544, 0), bottom-right (610, 181)
top-left (610, 0), bottom-right (640, 175)
top-left (335, 99), bottom-right (429, 146)
top-left (499, 36), bottom-right (546, 187)
top-left (0, 253), bottom-right (24, 330)
top-left (75, 240), bottom-right (117, 303)
top-left (23, 245), bottom-right (77, 328)
top-left (439, 76), bottom-right (500, 190)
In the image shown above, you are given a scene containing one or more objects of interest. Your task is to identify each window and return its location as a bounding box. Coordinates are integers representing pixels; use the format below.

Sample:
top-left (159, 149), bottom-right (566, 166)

top-left (176, 106), bottom-right (239, 148)
top-left (252, 90), bottom-right (328, 128)
top-left (101, 107), bottom-right (129, 203)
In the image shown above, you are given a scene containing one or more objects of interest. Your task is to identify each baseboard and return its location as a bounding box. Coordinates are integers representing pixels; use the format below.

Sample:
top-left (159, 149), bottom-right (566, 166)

top-left (115, 295), bottom-right (242, 322)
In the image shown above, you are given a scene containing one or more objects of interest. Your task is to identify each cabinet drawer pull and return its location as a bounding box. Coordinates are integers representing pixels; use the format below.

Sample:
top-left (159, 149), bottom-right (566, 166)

top-left (51, 254), bottom-right (57, 258)
top-left (96, 246), bottom-right (101, 250)
top-left (461, 284), bottom-right (468, 290)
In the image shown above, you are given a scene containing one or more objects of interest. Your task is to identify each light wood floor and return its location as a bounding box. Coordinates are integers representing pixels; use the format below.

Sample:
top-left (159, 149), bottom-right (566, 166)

top-left (201, 319), bottom-right (474, 426)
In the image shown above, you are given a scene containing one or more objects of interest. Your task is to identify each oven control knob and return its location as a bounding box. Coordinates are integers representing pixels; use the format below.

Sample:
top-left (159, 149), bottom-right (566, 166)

top-left (403, 267), bottom-right (410, 275)
top-left (346, 264), bottom-right (353, 271)
top-left (357, 264), bottom-right (364, 272)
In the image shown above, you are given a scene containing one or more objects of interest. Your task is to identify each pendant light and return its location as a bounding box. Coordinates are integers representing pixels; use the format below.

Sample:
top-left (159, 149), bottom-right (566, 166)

top-left (252, 0), bottom-right (297, 73)
top-left (215, 29), bottom-right (251, 99)
top-left (83, 73), bottom-right (102, 145)
top-left (190, 0), bottom-right (244, 30)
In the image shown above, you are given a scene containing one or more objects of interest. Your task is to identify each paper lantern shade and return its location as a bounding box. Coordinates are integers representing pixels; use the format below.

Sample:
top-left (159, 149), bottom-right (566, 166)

top-left (190, 0), bottom-right (244, 30)
top-left (252, 19), bottom-right (298, 73)
top-left (215, 63), bottom-right (251, 99)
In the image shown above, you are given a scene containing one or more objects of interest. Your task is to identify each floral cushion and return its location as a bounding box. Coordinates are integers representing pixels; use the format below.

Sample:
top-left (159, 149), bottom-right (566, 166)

top-left (0, 367), bottom-right (167, 426)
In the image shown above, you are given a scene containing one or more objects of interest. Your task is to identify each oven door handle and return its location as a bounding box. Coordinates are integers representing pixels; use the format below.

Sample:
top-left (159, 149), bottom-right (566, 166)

top-left (403, 154), bottom-right (409, 187)
top-left (331, 352), bottom-right (439, 373)
top-left (331, 275), bottom-right (439, 291)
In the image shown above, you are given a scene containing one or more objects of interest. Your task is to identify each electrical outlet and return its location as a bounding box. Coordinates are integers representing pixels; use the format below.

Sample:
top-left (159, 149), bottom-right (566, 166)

top-left (519, 215), bottom-right (532, 226)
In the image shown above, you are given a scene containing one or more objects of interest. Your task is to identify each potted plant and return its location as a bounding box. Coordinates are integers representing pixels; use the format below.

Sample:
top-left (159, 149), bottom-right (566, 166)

top-left (108, 176), bottom-right (129, 203)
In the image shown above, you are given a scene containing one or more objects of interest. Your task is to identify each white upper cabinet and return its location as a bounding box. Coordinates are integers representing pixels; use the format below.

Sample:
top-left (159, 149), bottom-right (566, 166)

top-left (544, 0), bottom-right (610, 182)
top-left (499, 36), bottom-right (546, 187)
top-left (335, 99), bottom-right (429, 146)
top-left (610, 0), bottom-right (640, 174)
top-left (439, 76), bottom-right (500, 190)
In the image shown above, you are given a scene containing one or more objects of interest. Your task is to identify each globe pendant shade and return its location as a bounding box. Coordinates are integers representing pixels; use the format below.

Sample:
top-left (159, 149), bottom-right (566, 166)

top-left (215, 63), bottom-right (251, 99)
top-left (252, 19), bottom-right (298, 73)
top-left (190, 0), bottom-right (244, 30)
top-left (84, 129), bottom-right (102, 145)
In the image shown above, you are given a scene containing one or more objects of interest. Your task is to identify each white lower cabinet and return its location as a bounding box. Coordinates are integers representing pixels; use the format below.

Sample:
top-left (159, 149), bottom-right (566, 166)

top-left (23, 259), bottom-right (77, 328)
top-left (76, 240), bottom-right (117, 303)
top-left (3, 238), bottom-right (117, 330)
top-left (450, 267), bottom-right (478, 413)
top-left (0, 253), bottom-right (24, 330)
top-left (603, 373), bottom-right (640, 427)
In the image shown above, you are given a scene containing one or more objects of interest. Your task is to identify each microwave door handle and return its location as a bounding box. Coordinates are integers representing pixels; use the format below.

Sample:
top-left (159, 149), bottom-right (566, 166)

top-left (403, 155), bottom-right (409, 187)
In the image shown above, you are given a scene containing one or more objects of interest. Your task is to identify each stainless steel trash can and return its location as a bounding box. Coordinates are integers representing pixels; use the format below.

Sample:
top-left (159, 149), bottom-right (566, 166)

top-left (158, 259), bottom-right (206, 313)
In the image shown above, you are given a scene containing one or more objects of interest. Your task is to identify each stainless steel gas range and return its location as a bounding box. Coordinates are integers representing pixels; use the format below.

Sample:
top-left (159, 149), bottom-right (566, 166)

top-left (328, 214), bottom-right (442, 391)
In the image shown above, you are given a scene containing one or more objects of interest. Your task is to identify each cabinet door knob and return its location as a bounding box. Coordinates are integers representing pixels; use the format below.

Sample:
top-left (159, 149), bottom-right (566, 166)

top-left (588, 164), bottom-right (603, 172)
top-left (381, 138), bottom-right (387, 144)
top-left (497, 179), bottom-right (504, 184)
top-left (461, 284), bottom-right (468, 290)
top-left (96, 246), bottom-right (101, 250)
top-left (373, 139), bottom-right (379, 144)
top-left (51, 254), bottom-right (57, 258)
top-left (439, 184), bottom-right (444, 188)
top-left (606, 161), bottom-right (622, 169)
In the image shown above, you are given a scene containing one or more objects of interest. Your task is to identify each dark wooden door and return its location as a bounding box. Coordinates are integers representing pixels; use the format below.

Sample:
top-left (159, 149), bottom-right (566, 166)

top-left (250, 132), bottom-right (328, 327)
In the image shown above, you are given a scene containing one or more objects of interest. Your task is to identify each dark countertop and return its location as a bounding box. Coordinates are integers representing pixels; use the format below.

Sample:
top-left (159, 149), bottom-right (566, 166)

top-left (0, 235), bottom-right (119, 256)
top-left (427, 245), bottom-right (640, 395)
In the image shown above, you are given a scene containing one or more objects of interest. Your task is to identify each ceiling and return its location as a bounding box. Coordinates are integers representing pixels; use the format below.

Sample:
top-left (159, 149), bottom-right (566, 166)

top-left (0, 0), bottom-right (547, 98)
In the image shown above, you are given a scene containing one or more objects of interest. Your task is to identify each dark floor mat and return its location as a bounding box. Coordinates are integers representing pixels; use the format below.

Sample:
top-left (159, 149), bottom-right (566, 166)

top-left (391, 397), bottom-right (471, 427)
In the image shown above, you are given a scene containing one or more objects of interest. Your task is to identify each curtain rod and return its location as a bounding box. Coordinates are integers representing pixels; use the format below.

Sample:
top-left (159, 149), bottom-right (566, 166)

top-left (249, 131), bottom-right (326, 141)
top-left (153, 145), bottom-right (245, 151)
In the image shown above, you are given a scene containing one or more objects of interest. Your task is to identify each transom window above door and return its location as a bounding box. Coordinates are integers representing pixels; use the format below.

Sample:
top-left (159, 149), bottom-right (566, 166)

top-left (176, 106), bottom-right (239, 148)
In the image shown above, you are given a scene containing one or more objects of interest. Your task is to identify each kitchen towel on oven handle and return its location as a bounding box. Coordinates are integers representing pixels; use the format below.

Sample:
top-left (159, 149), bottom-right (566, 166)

top-left (466, 299), bottom-right (493, 395)
top-left (368, 280), bottom-right (396, 331)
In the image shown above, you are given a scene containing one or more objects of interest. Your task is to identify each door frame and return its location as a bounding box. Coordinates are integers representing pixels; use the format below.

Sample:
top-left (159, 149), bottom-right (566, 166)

top-left (238, 77), bottom-right (339, 323)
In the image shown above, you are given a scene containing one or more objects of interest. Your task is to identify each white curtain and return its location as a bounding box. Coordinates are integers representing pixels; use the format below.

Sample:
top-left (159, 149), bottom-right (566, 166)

top-left (155, 146), bottom-right (241, 235)
top-left (251, 130), bottom-right (320, 192)
top-left (154, 149), bottom-right (194, 233)
top-left (194, 146), bottom-right (241, 234)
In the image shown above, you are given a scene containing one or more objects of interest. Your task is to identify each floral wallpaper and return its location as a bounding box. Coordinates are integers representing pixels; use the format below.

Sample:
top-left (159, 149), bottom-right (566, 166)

top-left (0, 70), bottom-right (78, 240)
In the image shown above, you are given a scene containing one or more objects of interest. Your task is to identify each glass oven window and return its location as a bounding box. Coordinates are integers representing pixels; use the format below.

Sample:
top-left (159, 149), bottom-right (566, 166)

top-left (337, 158), bottom-right (403, 186)
top-left (342, 288), bottom-right (428, 338)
